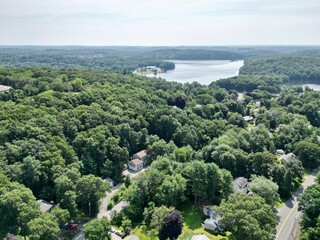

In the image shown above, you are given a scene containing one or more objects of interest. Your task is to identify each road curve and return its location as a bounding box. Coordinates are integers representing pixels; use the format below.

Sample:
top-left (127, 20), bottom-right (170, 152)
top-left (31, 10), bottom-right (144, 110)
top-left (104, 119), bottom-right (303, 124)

top-left (275, 167), bottom-right (320, 240)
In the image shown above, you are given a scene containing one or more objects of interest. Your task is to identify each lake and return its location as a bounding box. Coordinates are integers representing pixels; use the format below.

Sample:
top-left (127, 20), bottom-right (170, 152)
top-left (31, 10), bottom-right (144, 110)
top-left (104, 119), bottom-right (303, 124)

top-left (155, 60), bottom-right (244, 85)
top-left (301, 84), bottom-right (320, 91)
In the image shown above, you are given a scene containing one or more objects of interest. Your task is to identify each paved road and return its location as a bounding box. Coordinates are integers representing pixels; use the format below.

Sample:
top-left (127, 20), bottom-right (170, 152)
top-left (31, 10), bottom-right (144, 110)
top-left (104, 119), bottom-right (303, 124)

top-left (276, 167), bottom-right (320, 240)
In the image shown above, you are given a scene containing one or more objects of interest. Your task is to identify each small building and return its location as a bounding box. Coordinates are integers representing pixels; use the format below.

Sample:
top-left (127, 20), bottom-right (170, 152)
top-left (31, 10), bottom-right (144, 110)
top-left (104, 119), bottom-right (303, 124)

top-left (37, 199), bottom-right (54, 213)
top-left (132, 150), bottom-right (148, 161)
top-left (281, 153), bottom-right (296, 162)
top-left (0, 85), bottom-right (12, 92)
top-left (105, 178), bottom-right (115, 188)
top-left (203, 217), bottom-right (219, 231)
top-left (191, 234), bottom-right (210, 240)
top-left (128, 159), bottom-right (143, 172)
top-left (233, 177), bottom-right (248, 194)
top-left (243, 116), bottom-right (254, 122)
top-left (276, 149), bottom-right (285, 155)
top-left (255, 101), bottom-right (261, 108)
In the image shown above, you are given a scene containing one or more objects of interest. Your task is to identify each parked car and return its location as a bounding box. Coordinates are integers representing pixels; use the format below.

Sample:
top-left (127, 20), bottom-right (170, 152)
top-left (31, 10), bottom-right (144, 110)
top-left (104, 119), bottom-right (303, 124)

top-left (64, 223), bottom-right (78, 231)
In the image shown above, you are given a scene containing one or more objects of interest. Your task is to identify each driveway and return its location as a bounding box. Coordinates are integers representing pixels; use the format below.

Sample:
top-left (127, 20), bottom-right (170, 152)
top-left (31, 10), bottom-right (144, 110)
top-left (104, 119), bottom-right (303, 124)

top-left (275, 167), bottom-right (320, 240)
top-left (122, 167), bottom-right (147, 180)
top-left (97, 183), bottom-right (123, 219)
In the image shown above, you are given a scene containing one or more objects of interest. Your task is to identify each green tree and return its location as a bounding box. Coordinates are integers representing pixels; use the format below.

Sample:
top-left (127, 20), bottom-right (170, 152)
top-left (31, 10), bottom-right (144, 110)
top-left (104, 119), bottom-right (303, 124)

top-left (27, 214), bottom-right (60, 240)
top-left (295, 141), bottom-right (320, 169)
top-left (249, 175), bottom-right (280, 205)
top-left (150, 206), bottom-right (174, 230)
top-left (83, 217), bottom-right (111, 240)
top-left (217, 193), bottom-right (277, 240)
top-left (76, 175), bottom-right (109, 216)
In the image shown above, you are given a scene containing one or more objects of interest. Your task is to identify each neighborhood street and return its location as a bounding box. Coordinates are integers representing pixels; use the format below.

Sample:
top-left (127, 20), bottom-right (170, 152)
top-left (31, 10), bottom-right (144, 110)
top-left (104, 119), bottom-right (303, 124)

top-left (276, 167), bottom-right (320, 240)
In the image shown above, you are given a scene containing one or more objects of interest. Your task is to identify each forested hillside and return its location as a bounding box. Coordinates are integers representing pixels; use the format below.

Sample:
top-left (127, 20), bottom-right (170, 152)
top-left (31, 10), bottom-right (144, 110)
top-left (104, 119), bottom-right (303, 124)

top-left (0, 49), bottom-right (175, 73)
top-left (240, 51), bottom-right (320, 83)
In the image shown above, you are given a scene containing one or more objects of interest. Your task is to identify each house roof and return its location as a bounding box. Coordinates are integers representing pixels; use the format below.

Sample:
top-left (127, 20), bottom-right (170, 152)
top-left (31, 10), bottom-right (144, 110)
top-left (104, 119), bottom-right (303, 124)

top-left (234, 177), bottom-right (248, 193)
top-left (243, 116), bottom-right (254, 121)
top-left (0, 85), bottom-right (12, 92)
top-left (133, 150), bottom-right (148, 159)
top-left (37, 199), bottom-right (54, 212)
top-left (276, 149), bottom-right (285, 155)
top-left (191, 234), bottom-right (210, 240)
top-left (281, 153), bottom-right (296, 162)
top-left (129, 159), bottom-right (143, 166)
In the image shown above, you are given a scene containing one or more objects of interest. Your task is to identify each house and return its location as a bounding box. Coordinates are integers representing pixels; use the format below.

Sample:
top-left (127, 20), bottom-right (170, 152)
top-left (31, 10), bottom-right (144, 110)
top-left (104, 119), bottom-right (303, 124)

top-left (37, 199), bottom-right (54, 213)
top-left (233, 177), bottom-right (248, 194)
top-left (191, 234), bottom-right (210, 240)
top-left (203, 217), bottom-right (220, 231)
top-left (243, 116), bottom-right (254, 122)
top-left (105, 178), bottom-right (115, 188)
top-left (128, 159), bottom-right (143, 172)
top-left (0, 85), bottom-right (12, 92)
top-left (281, 153), bottom-right (296, 162)
top-left (132, 150), bottom-right (148, 161)
top-left (276, 149), bottom-right (285, 155)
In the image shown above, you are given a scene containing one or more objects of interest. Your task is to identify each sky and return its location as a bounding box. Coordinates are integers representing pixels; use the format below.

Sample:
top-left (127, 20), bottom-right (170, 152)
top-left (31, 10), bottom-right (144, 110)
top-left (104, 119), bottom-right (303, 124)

top-left (0, 0), bottom-right (319, 46)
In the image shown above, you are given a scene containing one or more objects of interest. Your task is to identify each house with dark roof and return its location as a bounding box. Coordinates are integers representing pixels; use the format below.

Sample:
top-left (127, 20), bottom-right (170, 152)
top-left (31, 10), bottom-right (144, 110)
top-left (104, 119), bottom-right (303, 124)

top-left (128, 159), bottom-right (143, 172)
top-left (132, 150), bottom-right (148, 161)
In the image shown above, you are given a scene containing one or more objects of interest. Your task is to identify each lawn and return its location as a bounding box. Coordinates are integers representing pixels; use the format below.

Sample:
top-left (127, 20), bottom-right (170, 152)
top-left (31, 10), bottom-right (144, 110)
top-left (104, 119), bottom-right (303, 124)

top-left (178, 202), bottom-right (228, 240)
top-left (130, 202), bottom-right (229, 240)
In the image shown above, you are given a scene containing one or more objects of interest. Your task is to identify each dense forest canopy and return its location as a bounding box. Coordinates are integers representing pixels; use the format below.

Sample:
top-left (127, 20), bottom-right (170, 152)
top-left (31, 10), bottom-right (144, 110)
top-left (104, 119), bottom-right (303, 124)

top-left (240, 51), bottom-right (320, 83)
top-left (0, 46), bottom-right (320, 239)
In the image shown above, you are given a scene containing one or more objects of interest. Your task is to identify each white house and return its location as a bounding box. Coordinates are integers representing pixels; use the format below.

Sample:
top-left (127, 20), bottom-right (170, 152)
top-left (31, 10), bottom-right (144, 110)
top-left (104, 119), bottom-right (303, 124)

top-left (128, 159), bottom-right (143, 172)
top-left (132, 150), bottom-right (148, 161)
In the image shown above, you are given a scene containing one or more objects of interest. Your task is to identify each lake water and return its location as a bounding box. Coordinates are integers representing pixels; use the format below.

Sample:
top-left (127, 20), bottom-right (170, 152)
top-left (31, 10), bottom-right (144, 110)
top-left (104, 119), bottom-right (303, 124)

top-left (301, 84), bottom-right (320, 91)
top-left (156, 60), bottom-right (244, 85)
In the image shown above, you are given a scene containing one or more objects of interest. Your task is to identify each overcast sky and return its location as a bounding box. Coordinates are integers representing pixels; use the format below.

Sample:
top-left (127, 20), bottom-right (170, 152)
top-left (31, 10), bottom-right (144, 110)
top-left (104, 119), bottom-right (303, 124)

top-left (0, 0), bottom-right (319, 45)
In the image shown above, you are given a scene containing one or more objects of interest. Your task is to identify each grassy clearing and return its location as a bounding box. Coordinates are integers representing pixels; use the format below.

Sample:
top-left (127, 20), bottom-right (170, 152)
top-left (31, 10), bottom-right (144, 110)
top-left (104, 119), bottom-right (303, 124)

top-left (130, 202), bottom-right (228, 240)
top-left (178, 202), bottom-right (228, 240)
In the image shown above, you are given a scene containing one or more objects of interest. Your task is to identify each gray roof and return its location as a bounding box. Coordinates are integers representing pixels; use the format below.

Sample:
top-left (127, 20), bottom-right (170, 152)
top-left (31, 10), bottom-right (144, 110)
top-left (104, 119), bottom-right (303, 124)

top-left (281, 153), bottom-right (296, 162)
top-left (243, 116), bottom-right (254, 121)
top-left (191, 235), bottom-right (210, 240)
top-left (234, 177), bottom-right (248, 193)
top-left (37, 199), bottom-right (54, 212)
top-left (0, 85), bottom-right (12, 92)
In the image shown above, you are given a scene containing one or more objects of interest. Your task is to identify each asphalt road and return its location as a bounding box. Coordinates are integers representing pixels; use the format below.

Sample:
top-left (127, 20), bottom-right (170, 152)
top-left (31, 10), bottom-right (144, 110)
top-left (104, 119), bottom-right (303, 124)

top-left (275, 167), bottom-right (320, 240)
